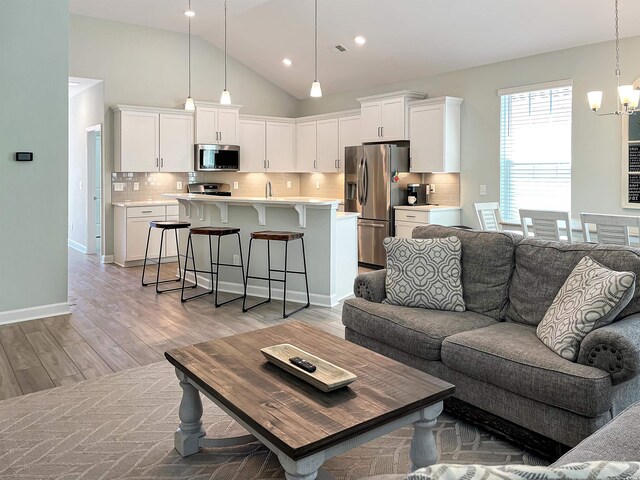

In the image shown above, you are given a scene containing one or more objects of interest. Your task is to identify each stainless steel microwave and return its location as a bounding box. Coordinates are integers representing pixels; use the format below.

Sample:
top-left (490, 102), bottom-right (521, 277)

top-left (194, 144), bottom-right (240, 171)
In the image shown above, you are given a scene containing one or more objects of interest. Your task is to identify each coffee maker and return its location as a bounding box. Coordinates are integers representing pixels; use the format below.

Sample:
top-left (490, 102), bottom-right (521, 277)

top-left (407, 184), bottom-right (430, 205)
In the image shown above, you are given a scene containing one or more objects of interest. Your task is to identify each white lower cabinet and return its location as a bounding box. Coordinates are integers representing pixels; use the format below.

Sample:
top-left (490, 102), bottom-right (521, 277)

top-left (394, 207), bottom-right (462, 238)
top-left (115, 204), bottom-right (180, 267)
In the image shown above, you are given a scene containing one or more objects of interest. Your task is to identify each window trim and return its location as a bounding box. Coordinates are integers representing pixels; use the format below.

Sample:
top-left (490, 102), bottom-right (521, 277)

top-left (497, 79), bottom-right (573, 97)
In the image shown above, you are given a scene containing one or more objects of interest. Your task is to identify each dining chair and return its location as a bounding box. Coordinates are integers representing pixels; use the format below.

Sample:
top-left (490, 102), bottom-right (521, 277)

top-left (519, 209), bottom-right (573, 242)
top-left (474, 202), bottom-right (503, 231)
top-left (580, 213), bottom-right (640, 246)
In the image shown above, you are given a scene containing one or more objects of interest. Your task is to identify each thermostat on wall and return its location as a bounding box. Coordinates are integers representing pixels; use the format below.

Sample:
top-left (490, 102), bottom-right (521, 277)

top-left (15, 152), bottom-right (33, 162)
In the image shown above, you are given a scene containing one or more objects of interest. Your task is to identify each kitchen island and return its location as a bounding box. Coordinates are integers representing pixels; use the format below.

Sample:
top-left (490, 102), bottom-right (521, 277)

top-left (165, 194), bottom-right (359, 308)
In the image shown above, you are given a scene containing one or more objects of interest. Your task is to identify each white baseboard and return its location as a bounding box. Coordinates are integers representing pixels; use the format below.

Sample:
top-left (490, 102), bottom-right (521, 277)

top-left (68, 239), bottom-right (87, 254)
top-left (184, 272), bottom-right (333, 307)
top-left (101, 255), bottom-right (115, 264)
top-left (0, 302), bottom-right (71, 326)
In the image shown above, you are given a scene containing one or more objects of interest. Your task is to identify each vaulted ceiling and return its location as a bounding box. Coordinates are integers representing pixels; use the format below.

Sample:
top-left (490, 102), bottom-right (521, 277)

top-left (69, 0), bottom-right (640, 99)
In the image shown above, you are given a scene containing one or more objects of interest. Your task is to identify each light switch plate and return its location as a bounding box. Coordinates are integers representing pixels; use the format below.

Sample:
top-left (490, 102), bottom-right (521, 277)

top-left (177, 181), bottom-right (183, 190)
top-left (480, 184), bottom-right (487, 196)
top-left (287, 180), bottom-right (292, 189)
top-left (113, 182), bottom-right (124, 192)
top-left (133, 182), bottom-right (139, 191)
top-left (233, 181), bottom-right (239, 190)
top-left (430, 184), bottom-right (436, 193)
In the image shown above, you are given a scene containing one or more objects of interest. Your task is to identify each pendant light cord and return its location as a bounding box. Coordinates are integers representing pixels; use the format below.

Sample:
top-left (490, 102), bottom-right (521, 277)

top-left (615, 0), bottom-right (620, 86)
top-left (188, 0), bottom-right (192, 97)
top-left (314, 0), bottom-right (318, 81)
top-left (224, 0), bottom-right (228, 90)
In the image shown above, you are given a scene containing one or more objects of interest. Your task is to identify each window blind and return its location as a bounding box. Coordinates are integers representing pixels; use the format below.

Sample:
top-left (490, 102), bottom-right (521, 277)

top-left (499, 84), bottom-right (572, 223)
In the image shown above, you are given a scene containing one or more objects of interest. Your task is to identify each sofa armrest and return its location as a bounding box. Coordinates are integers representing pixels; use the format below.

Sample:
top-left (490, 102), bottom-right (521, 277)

top-left (353, 269), bottom-right (387, 303)
top-left (577, 314), bottom-right (640, 385)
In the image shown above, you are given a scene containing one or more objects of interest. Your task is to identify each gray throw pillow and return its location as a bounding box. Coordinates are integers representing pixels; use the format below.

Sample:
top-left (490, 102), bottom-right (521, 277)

top-left (383, 236), bottom-right (465, 312)
top-left (536, 256), bottom-right (635, 362)
top-left (404, 461), bottom-right (640, 479)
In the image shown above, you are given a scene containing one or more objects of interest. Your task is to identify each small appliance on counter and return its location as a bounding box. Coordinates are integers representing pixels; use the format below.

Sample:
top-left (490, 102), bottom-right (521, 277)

top-left (406, 184), bottom-right (431, 206)
top-left (195, 144), bottom-right (240, 171)
top-left (187, 182), bottom-right (232, 196)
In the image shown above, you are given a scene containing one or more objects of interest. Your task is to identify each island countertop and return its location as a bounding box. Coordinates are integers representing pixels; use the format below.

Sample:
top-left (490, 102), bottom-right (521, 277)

top-left (164, 193), bottom-right (341, 206)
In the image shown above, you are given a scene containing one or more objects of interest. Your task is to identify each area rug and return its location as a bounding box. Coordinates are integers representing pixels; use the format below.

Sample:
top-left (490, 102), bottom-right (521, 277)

top-left (0, 362), bottom-right (547, 479)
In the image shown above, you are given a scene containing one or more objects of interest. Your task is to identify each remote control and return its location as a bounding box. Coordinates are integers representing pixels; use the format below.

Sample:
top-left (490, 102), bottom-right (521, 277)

top-left (289, 356), bottom-right (317, 373)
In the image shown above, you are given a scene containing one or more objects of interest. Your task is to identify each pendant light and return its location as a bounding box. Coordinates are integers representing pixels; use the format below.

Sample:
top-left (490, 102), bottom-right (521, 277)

top-left (184, 0), bottom-right (195, 111)
top-left (587, 0), bottom-right (639, 115)
top-left (220, 0), bottom-right (231, 105)
top-left (309, 0), bottom-right (322, 98)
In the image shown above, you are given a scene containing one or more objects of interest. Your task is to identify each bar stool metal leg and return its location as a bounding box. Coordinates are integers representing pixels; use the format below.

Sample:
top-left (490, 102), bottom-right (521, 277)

top-left (181, 234), bottom-right (213, 303)
top-left (282, 238), bottom-right (311, 318)
top-left (301, 237), bottom-right (311, 308)
top-left (141, 226), bottom-right (153, 286)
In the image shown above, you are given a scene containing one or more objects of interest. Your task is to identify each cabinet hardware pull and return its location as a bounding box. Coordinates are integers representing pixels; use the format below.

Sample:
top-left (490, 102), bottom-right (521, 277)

top-left (377, 127), bottom-right (381, 137)
top-left (219, 131), bottom-right (222, 141)
top-left (155, 158), bottom-right (159, 167)
top-left (142, 210), bottom-right (152, 213)
top-left (160, 158), bottom-right (164, 168)
top-left (381, 126), bottom-right (384, 137)
top-left (314, 160), bottom-right (317, 170)
top-left (406, 215), bottom-right (416, 218)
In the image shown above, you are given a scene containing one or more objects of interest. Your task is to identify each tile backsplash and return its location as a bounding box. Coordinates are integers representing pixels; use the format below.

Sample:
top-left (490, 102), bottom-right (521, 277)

top-left (111, 171), bottom-right (460, 206)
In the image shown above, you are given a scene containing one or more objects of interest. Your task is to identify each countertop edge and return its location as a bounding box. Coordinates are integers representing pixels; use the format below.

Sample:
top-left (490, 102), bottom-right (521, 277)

top-left (112, 200), bottom-right (179, 207)
top-left (394, 205), bottom-right (461, 211)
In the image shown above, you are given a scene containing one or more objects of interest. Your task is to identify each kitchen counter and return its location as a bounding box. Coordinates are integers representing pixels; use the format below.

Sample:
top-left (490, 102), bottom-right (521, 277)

top-left (164, 193), bottom-right (357, 307)
top-left (112, 199), bottom-right (179, 207)
top-left (394, 205), bottom-right (461, 212)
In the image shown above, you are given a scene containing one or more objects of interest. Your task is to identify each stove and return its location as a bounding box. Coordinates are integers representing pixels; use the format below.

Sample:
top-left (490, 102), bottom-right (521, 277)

top-left (187, 183), bottom-right (232, 196)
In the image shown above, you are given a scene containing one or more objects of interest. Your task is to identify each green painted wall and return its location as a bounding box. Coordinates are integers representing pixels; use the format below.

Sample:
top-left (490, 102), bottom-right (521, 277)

top-left (0, 0), bottom-right (69, 315)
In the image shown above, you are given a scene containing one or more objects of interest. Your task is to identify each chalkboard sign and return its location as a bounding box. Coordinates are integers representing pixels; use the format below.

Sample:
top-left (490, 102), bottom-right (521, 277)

top-left (630, 144), bottom-right (640, 172)
top-left (629, 175), bottom-right (640, 203)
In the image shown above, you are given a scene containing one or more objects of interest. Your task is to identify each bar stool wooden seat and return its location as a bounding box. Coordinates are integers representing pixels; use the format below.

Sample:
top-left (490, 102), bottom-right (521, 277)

top-left (181, 226), bottom-right (246, 307)
top-left (141, 220), bottom-right (191, 293)
top-left (242, 230), bottom-right (310, 318)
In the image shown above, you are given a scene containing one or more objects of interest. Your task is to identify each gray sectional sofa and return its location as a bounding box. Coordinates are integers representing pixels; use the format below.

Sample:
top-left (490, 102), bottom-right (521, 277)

top-left (342, 225), bottom-right (640, 455)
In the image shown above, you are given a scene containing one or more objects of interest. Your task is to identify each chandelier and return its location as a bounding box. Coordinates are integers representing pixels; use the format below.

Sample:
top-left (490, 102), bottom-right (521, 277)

top-left (587, 0), bottom-right (639, 116)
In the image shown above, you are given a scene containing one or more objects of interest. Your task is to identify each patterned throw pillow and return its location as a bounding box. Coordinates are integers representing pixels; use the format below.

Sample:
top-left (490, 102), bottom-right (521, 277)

top-left (404, 462), bottom-right (640, 479)
top-left (383, 236), bottom-right (465, 312)
top-left (536, 256), bottom-right (635, 362)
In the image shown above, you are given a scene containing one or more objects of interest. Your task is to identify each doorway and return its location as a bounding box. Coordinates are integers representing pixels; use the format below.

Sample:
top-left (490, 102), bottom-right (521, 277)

top-left (86, 125), bottom-right (102, 256)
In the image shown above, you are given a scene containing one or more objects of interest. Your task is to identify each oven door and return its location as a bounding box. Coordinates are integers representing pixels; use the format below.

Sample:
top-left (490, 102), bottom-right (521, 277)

top-left (195, 144), bottom-right (240, 171)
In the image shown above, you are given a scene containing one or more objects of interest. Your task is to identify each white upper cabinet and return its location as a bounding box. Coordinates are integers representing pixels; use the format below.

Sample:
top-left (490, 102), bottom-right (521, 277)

top-left (338, 115), bottom-right (361, 172)
top-left (357, 91), bottom-right (425, 143)
top-left (296, 121), bottom-right (317, 172)
top-left (265, 121), bottom-right (295, 172)
top-left (316, 118), bottom-right (339, 172)
top-left (113, 106), bottom-right (194, 173)
top-left (159, 113), bottom-right (195, 172)
top-left (408, 96), bottom-right (463, 173)
top-left (239, 119), bottom-right (266, 172)
top-left (195, 103), bottom-right (240, 145)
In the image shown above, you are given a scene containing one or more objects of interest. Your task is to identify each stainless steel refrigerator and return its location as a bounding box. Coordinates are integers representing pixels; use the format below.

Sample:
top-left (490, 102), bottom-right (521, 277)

top-left (344, 144), bottom-right (410, 267)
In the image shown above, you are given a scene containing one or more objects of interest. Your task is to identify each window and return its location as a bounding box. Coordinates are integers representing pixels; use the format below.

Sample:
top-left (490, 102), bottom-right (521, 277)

top-left (499, 82), bottom-right (572, 223)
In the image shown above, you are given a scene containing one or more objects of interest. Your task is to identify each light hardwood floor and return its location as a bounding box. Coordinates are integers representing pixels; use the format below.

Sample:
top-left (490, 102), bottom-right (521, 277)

top-left (0, 249), bottom-right (347, 400)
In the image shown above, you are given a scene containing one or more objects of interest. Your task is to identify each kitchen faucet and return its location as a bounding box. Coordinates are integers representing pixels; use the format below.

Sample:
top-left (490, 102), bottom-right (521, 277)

top-left (265, 181), bottom-right (273, 198)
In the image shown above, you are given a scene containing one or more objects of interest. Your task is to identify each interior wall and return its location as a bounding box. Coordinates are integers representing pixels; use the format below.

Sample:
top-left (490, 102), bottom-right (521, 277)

top-left (69, 14), bottom-right (300, 257)
top-left (298, 36), bottom-right (640, 227)
top-left (0, 0), bottom-right (69, 319)
top-left (68, 82), bottom-right (104, 252)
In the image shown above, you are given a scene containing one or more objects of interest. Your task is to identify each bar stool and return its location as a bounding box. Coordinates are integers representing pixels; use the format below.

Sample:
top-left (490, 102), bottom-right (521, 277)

top-left (242, 230), bottom-right (310, 318)
top-left (181, 226), bottom-right (246, 307)
top-left (141, 220), bottom-right (191, 293)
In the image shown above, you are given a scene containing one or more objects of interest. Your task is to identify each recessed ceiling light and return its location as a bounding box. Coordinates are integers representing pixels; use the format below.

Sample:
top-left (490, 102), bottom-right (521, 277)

top-left (68, 81), bottom-right (80, 86)
top-left (282, 58), bottom-right (292, 66)
top-left (184, 9), bottom-right (195, 17)
top-left (354, 35), bottom-right (366, 46)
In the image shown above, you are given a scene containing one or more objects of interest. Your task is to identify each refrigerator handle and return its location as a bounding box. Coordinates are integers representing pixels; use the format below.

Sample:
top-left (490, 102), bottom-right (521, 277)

top-left (363, 158), bottom-right (369, 206)
top-left (356, 158), bottom-right (362, 205)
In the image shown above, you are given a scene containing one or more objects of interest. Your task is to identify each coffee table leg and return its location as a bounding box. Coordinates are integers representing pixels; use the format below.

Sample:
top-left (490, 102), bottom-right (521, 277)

top-left (174, 368), bottom-right (206, 457)
top-left (409, 402), bottom-right (443, 471)
top-left (277, 451), bottom-right (326, 480)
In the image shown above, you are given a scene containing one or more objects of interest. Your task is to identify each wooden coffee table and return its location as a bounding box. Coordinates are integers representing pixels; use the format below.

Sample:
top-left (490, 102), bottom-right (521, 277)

top-left (165, 321), bottom-right (454, 480)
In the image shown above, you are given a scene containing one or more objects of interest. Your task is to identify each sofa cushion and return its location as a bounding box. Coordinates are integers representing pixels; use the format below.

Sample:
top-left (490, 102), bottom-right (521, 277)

top-left (441, 323), bottom-right (613, 417)
top-left (342, 297), bottom-right (497, 361)
top-left (537, 256), bottom-right (635, 361)
top-left (508, 239), bottom-right (640, 326)
top-left (411, 226), bottom-right (522, 320)
top-left (383, 236), bottom-right (465, 312)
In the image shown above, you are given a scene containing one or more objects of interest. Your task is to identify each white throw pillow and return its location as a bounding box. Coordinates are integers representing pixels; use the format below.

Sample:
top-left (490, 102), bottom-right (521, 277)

top-left (536, 256), bottom-right (635, 361)
top-left (405, 462), bottom-right (640, 480)
top-left (383, 236), bottom-right (465, 312)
